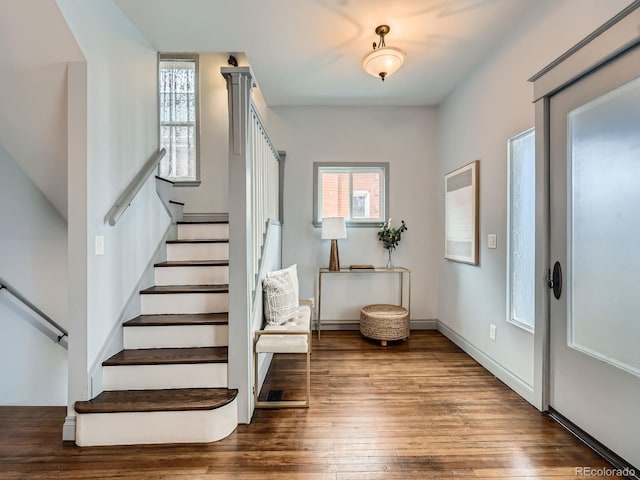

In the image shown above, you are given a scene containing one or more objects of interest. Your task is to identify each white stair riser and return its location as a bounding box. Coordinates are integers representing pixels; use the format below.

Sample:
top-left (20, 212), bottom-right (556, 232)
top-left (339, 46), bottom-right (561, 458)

top-left (75, 399), bottom-right (237, 446)
top-left (154, 265), bottom-right (228, 286)
top-left (103, 363), bottom-right (227, 390)
top-left (124, 324), bottom-right (229, 349)
top-left (178, 223), bottom-right (229, 240)
top-left (167, 243), bottom-right (228, 261)
top-left (141, 292), bottom-right (228, 315)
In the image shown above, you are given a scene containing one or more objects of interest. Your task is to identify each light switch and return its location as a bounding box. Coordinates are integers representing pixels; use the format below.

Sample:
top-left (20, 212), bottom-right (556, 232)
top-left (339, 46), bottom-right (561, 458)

top-left (95, 235), bottom-right (105, 255)
top-left (487, 234), bottom-right (497, 249)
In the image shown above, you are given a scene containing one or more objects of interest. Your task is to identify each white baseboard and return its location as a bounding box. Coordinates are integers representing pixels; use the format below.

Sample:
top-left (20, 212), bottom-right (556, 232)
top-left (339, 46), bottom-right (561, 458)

top-left (312, 319), bottom-right (437, 331)
top-left (62, 415), bottom-right (76, 441)
top-left (411, 319), bottom-right (438, 330)
top-left (436, 321), bottom-right (536, 407)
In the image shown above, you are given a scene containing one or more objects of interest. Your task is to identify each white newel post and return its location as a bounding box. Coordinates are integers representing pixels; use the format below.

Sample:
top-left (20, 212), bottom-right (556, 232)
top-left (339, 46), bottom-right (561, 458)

top-left (221, 66), bottom-right (254, 423)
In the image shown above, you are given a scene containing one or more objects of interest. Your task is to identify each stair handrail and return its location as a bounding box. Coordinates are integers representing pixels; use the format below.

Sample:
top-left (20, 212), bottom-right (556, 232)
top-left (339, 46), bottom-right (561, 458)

top-left (105, 148), bottom-right (167, 226)
top-left (0, 275), bottom-right (68, 343)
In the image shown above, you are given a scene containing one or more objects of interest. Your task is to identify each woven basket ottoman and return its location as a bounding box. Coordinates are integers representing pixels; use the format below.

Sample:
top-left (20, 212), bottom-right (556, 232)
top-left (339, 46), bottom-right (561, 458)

top-left (360, 304), bottom-right (410, 346)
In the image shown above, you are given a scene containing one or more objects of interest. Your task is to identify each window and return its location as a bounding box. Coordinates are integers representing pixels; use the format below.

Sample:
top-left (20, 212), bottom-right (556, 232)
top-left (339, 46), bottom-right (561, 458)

top-left (313, 163), bottom-right (388, 226)
top-left (507, 129), bottom-right (535, 332)
top-left (158, 54), bottom-right (200, 183)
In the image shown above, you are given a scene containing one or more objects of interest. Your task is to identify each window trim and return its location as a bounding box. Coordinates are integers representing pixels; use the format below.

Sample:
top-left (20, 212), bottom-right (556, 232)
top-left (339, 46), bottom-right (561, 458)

top-left (158, 53), bottom-right (201, 185)
top-left (312, 162), bottom-right (389, 228)
top-left (506, 128), bottom-right (535, 333)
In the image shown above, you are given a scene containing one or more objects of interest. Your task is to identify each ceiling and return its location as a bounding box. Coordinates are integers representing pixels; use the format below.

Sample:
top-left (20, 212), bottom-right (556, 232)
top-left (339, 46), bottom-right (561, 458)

top-left (115, 0), bottom-right (535, 106)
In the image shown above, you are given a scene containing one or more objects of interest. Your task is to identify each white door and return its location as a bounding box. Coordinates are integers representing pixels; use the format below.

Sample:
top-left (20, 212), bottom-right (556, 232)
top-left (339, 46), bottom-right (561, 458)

top-left (549, 44), bottom-right (640, 468)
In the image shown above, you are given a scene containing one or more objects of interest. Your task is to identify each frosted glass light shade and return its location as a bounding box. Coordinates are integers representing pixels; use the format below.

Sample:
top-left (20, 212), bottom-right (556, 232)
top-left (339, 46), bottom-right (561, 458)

top-left (362, 47), bottom-right (405, 80)
top-left (321, 217), bottom-right (347, 239)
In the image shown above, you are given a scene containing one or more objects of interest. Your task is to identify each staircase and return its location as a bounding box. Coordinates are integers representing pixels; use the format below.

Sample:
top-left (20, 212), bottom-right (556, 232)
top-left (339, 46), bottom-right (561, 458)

top-left (74, 218), bottom-right (238, 446)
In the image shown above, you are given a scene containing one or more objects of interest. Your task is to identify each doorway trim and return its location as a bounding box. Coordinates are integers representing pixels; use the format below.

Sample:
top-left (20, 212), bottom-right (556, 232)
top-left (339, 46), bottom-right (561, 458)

top-left (528, 1), bottom-right (640, 412)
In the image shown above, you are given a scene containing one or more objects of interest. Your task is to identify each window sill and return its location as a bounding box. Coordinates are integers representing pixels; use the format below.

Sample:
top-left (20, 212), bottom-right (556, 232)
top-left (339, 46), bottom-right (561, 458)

top-left (313, 221), bottom-right (383, 228)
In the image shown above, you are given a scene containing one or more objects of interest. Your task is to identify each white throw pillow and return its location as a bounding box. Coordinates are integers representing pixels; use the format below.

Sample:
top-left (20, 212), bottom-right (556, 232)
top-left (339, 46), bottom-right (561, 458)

top-left (266, 264), bottom-right (299, 302)
top-left (263, 265), bottom-right (299, 325)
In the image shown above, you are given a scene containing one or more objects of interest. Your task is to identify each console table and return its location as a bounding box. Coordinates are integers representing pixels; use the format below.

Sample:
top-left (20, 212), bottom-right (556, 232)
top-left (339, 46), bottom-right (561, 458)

top-left (317, 267), bottom-right (411, 340)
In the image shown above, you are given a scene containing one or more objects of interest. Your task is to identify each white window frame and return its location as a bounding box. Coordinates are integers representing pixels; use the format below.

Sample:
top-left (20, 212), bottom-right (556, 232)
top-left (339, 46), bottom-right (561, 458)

top-left (506, 128), bottom-right (536, 333)
top-left (352, 190), bottom-right (370, 218)
top-left (313, 162), bottom-right (388, 227)
top-left (158, 53), bottom-right (201, 186)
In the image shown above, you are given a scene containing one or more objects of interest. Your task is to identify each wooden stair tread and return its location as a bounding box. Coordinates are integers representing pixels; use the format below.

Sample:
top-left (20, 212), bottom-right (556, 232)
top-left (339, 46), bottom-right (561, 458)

top-left (177, 220), bottom-right (228, 224)
top-left (166, 239), bottom-right (229, 244)
top-left (154, 260), bottom-right (229, 267)
top-left (103, 347), bottom-right (228, 366)
top-left (124, 313), bottom-right (229, 327)
top-left (140, 285), bottom-right (228, 294)
top-left (75, 388), bottom-right (238, 414)
top-left (155, 176), bottom-right (174, 185)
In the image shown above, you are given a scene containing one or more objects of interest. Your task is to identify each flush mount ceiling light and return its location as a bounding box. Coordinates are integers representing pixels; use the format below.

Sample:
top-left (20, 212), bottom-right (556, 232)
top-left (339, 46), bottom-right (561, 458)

top-left (362, 25), bottom-right (406, 82)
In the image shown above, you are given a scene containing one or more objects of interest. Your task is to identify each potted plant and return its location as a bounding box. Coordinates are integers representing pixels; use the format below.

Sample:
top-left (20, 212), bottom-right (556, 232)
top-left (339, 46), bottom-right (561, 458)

top-left (378, 218), bottom-right (407, 269)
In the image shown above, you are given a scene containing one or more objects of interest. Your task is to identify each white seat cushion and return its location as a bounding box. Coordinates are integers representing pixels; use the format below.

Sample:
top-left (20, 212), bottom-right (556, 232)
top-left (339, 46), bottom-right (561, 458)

top-left (255, 334), bottom-right (308, 354)
top-left (256, 305), bottom-right (311, 354)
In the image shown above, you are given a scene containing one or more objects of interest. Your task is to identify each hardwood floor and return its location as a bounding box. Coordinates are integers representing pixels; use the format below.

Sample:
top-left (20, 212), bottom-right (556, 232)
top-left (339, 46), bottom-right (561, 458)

top-left (0, 331), bottom-right (621, 479)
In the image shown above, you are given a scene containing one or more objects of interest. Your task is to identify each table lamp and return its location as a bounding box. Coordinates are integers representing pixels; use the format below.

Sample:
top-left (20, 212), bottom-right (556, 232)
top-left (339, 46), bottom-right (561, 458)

top-left (321, 217), bottom-right (347, 271)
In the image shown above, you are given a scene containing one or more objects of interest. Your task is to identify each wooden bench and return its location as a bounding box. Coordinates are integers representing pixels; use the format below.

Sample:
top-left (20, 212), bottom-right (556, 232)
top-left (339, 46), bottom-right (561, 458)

top-left (254, 301), bottom-right (311, 408)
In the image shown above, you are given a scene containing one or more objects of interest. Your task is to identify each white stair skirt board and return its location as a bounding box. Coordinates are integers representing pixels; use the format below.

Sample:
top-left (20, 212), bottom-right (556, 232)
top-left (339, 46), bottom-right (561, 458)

top-left (75, 399), bottom-right (237, 446)
top-left (141, 292), bottom-right (229, 315)
top-left (124, 324), bottom-right (229, 349)
top-left (178, 223), bottom-right (229, 240)
top-left (103, 363), bottom-right (228, 390)
top-left (154, 265), bottom-right (229, 286)
top-left (167, 243), bottom-right (229, 261)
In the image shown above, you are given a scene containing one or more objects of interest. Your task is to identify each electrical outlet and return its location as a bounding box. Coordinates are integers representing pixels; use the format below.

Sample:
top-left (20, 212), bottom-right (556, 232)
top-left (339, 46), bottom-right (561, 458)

top-left (489, 324), bottom-right (497, 341)
top-left (95, 235), bottom-right (105, 255)
top-left (488, 234), bottom-right (497, 249)
top-left (308, 297), bottom-right (315, 309)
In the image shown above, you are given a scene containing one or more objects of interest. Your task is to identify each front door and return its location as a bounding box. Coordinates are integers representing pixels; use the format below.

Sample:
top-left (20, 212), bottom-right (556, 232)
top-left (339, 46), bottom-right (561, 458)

top-left (549, 44), bottom-right (640, 468)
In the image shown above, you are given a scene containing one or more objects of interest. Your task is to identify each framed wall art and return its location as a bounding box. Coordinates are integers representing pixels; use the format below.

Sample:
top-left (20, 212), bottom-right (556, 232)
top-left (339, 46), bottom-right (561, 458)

top-left (444, 160), bottom-right (479, 265)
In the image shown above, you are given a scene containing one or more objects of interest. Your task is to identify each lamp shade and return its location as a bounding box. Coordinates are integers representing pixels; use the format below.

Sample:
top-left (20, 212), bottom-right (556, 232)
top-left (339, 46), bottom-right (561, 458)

top-left (321, 217), bottom-right (347, 239)
top-left (362, 46), bottom-right (405, 80)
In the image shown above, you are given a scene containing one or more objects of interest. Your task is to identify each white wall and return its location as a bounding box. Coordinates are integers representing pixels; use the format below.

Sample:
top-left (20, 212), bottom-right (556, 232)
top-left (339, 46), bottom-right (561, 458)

top-left (437, 0), bottom-right (633, 405)
top-left (170, 52), bottom-right (231, 214)
top-left (57, 0), bottom-right (169, 403)
top-left (266, 106), bottom-right (438, 325)
top-left (0, 0), bottom-right (84, 219)
top-left (0, 144), bottom-right (68, 405)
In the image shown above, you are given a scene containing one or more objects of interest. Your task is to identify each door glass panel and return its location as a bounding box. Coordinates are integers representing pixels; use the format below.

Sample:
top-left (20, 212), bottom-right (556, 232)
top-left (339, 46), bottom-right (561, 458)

top-left (568, 77), bottom-right (640, 377)
top-left (507, 129), bottom-right (535, 332)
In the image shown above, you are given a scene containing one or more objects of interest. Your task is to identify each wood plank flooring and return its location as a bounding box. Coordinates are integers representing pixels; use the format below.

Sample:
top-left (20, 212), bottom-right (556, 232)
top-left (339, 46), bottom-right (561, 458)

top-left (0, 331), bottom-right (622, 479)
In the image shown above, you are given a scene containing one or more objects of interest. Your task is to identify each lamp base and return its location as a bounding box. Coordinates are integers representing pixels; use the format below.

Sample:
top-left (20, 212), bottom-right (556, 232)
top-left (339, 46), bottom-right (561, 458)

top-left (329, 239), bottom-right (340, 271)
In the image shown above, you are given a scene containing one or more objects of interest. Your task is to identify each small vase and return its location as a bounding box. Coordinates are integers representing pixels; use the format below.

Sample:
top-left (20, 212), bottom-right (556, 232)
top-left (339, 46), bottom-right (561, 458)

top-left (386, 249), bottom-right (394, 270)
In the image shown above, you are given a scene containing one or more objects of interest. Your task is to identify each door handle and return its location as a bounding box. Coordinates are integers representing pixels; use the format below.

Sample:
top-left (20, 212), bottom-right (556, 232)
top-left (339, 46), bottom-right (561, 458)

top-left (547, 261), bottom-right (563, 299)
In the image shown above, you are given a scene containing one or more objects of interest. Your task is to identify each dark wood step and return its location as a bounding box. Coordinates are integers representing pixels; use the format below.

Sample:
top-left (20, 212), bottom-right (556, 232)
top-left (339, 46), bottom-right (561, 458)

top-left (75, 388), bottom-right (238, 414)
top-left (169, 200), bottom-right (185, 206)
top-left (166, 239), bottom-right (229, 244)
top-left (177, 220), bottom-right (228, 224)
top-left (140, 285), bottom-right (228, 294)
top-left (154, 260), bottom-right (229, 268)
top-left (155, 176), bottom-right (174, 185)
top-left (103, 347), bottom-right (228, 367)
top-left (124, 313), bottom-right (229, 327)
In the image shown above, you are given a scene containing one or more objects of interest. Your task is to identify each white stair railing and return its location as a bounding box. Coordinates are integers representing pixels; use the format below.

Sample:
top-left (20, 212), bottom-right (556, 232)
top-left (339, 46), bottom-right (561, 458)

top-left (249, 103), bottom-right (281, 285)
top-left (222, 66), bottom-right (284, 423)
